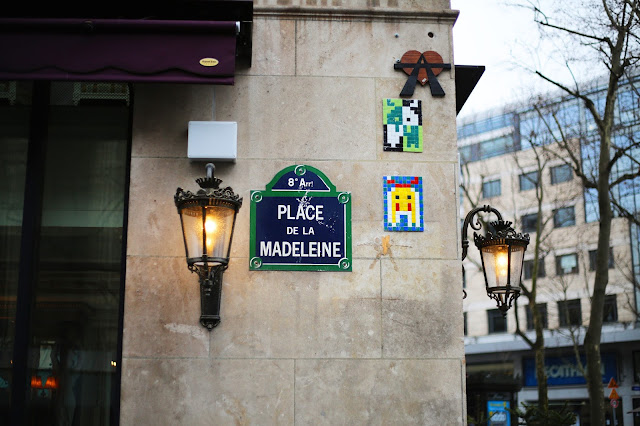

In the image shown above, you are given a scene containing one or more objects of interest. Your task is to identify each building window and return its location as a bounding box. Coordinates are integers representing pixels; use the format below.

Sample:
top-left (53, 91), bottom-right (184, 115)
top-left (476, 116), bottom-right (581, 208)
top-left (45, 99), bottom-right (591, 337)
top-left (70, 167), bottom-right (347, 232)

top-left (0, 81), bottom-right (130, 424)
top-left (556, 253), bottom-right (579, 275)
top-left (603, 295), bottom-right (618, 323)
top-left (479, 135), bottom-right (516, 160)
top-left (519, 171), bottom-right (539, 191)
top-left (588, 247), bottom-right (614, 271)
top-left (526, 303), bottom-right (548, 330)
top-left (558, 299), bottom-right (582, 327)
top-left (459, 144), bottom-right (478, 163)
top-left (482, 179), bottom-right (501, 199)
top-left (523, 257), bottom-right (546, 280)
top-left (488, 309), bottom-right (507, 333)
top-left (553, 206), bottom-right (576, 228)
top-left (521, 213), bottom-right (538, 233)
top-left (550, 164), bottom-right (573, 184)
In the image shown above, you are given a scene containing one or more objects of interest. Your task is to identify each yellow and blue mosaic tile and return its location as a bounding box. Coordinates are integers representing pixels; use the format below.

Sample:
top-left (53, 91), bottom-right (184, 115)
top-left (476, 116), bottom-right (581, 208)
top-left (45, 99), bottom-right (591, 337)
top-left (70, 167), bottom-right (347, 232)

top-left (383, 176), bottom-right (424, 232)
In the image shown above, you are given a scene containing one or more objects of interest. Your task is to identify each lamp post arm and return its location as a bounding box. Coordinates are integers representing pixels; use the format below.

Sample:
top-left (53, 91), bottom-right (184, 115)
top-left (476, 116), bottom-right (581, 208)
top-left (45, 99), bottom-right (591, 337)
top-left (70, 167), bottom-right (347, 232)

top-left (205, 162), bottom-right (214, 180)
top-left (461, 205), bottom-right (503, 261)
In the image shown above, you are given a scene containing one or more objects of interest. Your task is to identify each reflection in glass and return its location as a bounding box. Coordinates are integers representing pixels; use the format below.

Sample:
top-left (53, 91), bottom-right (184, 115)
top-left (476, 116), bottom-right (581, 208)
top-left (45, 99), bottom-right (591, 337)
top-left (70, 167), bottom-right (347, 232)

top-left (0, 81), bottom-right (32, 417)
top-left (23, 82), bottom-right (129, 425)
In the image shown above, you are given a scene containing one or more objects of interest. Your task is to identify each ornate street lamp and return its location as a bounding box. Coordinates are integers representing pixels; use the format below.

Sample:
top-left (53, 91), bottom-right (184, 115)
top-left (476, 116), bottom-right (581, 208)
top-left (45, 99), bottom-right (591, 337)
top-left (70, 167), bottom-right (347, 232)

top-left (175, 163), bottom-right (242, 330)
top-left (462, 205), bottom-right (530, 316)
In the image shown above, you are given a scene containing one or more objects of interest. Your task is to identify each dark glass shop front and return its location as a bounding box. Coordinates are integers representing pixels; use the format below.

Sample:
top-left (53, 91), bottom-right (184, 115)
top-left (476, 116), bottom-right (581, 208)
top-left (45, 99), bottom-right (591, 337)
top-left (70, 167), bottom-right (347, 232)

top-left (0, 81), bottom-right (130, 425)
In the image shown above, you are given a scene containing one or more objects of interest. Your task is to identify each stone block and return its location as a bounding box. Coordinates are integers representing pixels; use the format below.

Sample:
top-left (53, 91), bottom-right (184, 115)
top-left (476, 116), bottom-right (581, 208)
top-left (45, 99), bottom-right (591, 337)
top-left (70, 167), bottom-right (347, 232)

top-left (295, 359), bottom-right (464, 425)
top-left (210, 260), bottom-right (382, 358)
top-left (296, 20), bottom-right (452, 79)
top-left (120, 358), bottom-right (294, 425)
top-left (123, 256), bottom-right (209, 358)
top-left (126, 158), bottom-right (198, 257)
top-left (352, 220), bottom-right (456, 262)
top-left (131, 84), bottom-right (215, 158)
top-left (238, 18), bottom-right (296, 76)
top-left (381, 258), bottom-right (464, 358)
top-left (214, 76), bottom-right (377, 161)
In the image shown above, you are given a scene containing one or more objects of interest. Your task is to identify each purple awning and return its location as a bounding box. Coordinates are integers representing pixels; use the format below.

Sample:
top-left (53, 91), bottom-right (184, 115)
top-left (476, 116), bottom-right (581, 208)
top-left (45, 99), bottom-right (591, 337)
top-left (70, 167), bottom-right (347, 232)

top-left (0, 19), bottom-right (239, 84)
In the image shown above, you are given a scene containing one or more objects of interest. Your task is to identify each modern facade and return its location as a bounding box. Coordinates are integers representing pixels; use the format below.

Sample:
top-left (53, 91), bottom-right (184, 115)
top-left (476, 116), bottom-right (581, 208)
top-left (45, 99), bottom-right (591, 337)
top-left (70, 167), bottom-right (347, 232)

top-left (459, 73), bottom-right (640, 425)
top-left (0, 1), bottom-right (483, 424)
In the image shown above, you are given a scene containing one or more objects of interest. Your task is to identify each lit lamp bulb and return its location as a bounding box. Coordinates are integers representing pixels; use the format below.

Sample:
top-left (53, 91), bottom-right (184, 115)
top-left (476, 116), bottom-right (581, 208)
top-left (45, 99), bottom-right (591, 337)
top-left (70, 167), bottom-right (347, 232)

top-left (495, 246), bottom-right (509, 283)
top-left (204, 217), bottom-right (217, 255)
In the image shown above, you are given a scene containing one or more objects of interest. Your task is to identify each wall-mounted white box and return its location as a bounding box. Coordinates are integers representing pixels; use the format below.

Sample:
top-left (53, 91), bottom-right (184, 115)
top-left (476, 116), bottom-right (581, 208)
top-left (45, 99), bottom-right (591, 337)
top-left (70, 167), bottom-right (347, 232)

top-left (188, 121), bottom-right (237, 162)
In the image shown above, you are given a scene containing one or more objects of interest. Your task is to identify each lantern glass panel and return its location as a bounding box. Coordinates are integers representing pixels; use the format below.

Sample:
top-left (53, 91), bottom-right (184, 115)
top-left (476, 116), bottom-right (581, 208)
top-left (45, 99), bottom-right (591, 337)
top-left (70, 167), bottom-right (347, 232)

top-left (180, 205), bottom-right (204, 261)
top-left (508, 245), bottom-right (525, 289)
top-left (481, 244), bottom-right (525, 291)
top-left (203, 205), bottom-right (236, 262)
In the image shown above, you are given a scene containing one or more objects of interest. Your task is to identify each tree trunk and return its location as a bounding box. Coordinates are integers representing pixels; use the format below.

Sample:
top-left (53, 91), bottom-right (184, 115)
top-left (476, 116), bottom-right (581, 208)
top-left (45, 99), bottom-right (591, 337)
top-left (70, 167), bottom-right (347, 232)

top-left (533, 329), bottom-right (548, 413)
top-left (584, 189), bottom-right (611, 425)
top-left (533, 180), bottom-right (548, 413)
top-left (584, 77), bottom-right (616, 424)
top-left (584, 198), bottom-right (610, 426)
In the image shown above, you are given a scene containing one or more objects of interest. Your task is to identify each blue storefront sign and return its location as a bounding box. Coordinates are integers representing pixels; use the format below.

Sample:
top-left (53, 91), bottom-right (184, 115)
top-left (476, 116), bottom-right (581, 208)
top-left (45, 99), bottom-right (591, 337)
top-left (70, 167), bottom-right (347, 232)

top-left (249, 165), bottom-right (352, 271)
top-left (487, 400), bottom-right (510, 426)
top-left (523, 353), bottom-right (617, 386)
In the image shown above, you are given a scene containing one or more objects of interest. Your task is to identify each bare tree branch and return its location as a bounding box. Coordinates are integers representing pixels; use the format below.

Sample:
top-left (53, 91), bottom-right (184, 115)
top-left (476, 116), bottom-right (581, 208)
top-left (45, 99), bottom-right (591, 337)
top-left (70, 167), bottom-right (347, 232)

top-left (608, 138), bottom-right (640, 173)
top-left (529, 104), bottom-right (598, 189)
top-left (609, 168), bottom-right (640, 188)
top-left (534, 17), bottom-right (613, 48)
top-left (610, 196), bottom-right (640, 226)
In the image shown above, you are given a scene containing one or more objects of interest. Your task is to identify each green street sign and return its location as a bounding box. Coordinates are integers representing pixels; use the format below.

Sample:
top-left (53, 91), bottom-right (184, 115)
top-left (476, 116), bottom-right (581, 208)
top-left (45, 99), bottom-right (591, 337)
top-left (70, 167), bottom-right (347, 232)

top-left (249, 165), bottom-right (352, 272)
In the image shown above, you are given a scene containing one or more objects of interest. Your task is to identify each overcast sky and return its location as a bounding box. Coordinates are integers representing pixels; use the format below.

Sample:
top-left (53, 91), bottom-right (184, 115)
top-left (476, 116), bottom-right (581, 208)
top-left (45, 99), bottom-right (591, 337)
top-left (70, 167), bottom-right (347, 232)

top-left (451, 0), bottom-right (560, 120)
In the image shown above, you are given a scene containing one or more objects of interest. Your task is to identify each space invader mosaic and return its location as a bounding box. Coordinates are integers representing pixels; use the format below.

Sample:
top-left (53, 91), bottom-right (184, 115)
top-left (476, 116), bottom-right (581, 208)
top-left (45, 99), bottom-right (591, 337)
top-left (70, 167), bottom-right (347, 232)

top-left (383, 99), bottom-right (423, 152)
top-left (383, 176), bottom-right (424, 232)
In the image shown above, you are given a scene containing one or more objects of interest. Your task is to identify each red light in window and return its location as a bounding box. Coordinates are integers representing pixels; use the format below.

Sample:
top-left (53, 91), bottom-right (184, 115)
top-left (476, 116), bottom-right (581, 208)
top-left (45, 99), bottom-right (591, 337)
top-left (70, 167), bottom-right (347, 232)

top-left (30, 376), bottom-right (42, 388)
top-left (30, 375), bottom-right (58, 389)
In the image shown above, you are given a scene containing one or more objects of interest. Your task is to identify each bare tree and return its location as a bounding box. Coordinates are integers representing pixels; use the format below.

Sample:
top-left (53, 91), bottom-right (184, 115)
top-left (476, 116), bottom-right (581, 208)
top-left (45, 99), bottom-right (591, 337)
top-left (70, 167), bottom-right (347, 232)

top-left (517, 1), bottom-right (640, 422)
top-left (511, 132), bottom-right (582, 418)
top-left (512, 142), bottom-right (555, 415)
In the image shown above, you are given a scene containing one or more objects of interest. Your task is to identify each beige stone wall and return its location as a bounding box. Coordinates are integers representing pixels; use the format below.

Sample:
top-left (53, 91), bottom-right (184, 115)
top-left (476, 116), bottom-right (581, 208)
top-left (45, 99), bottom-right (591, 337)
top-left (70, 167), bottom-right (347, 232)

top-left (121, 3), bottom-right (465, 424)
